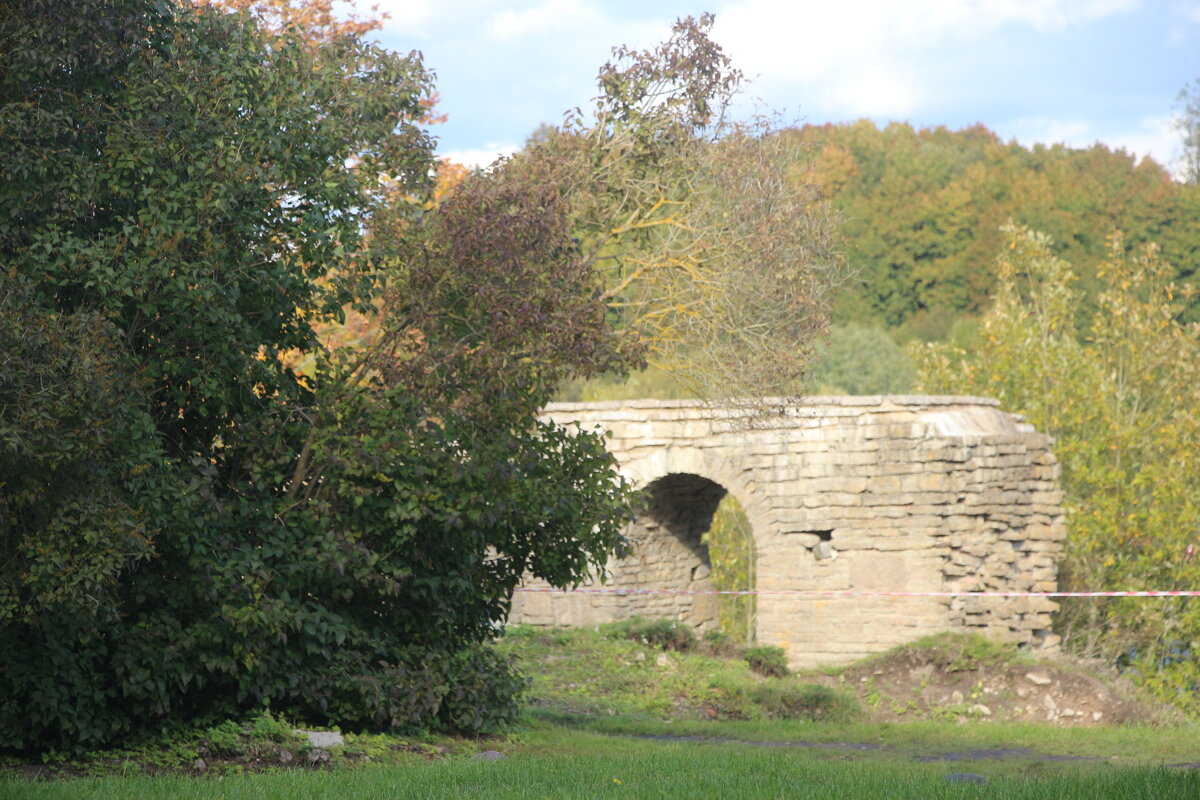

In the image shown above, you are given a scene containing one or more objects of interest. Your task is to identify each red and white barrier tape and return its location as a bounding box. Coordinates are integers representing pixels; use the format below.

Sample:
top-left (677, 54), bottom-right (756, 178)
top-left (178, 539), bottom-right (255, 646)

top-left (513, 587), bottom-right (1200, 598)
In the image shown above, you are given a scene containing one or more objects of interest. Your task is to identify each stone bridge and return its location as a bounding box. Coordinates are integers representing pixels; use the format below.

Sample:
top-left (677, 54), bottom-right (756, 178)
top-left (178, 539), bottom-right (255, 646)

top-left (509, 396), bottom-right (1067, 668)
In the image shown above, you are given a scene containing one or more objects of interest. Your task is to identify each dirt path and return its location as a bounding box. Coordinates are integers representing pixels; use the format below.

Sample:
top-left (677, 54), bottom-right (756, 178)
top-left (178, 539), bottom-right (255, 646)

top-left (632, 733), bottom-right (1200, 768)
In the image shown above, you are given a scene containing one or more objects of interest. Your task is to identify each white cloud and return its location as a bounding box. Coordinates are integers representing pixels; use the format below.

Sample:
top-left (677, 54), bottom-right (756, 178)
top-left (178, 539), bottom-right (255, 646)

top-left (1010, 117), bottom-right (1094, 147)
top-left (368, 0), bottom-right (443, 39)
top-left (834, 68), bottom-right (923, 117)
top-left (982, 0), bottom-right (1141, 30)
top-left (1005, 114), bottom-right (1183, 176)
top-left (1173, 2), bottom-right (1200, 23)
top-left (1167, 2), bottom-right (1200, 43)
top-left (712, 0), bottom-right (1138, 119)
top-left (488, 0), bottom-right (602, 40)
top-left (1106, 114), bottom-right (1187, 174)
top-left (438, 143), bottom-right (518, 168)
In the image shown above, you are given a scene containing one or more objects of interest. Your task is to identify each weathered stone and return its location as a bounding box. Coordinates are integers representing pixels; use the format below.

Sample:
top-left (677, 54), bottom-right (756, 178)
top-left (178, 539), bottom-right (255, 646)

top-left (294, 730), bottom-right (345, 749)
top-left (509, 397), bottom-right (1065, 669)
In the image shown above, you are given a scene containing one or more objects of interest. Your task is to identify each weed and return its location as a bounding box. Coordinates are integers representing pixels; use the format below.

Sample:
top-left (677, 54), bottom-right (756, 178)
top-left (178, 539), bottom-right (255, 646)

top-left (198, 720), bottom-right (246, 758)
top-left (863, 678), bottom-right (883, 711)
top-left (603, 617), bottom-right (696, 651)
top-left (744, 646), bottom-right (789, 678)
top-left (197, 711), bottom-right (299, 760)
top-left (701, 629), bottom-right (744, 658)
top-left (746, 682), bottom-right (860, 722)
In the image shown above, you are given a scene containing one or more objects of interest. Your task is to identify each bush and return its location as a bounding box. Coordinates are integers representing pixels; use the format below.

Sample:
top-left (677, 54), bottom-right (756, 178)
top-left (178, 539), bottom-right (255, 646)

top-left (197, 712), bottom-right (297, 759)
top-left (437, 647), bottom-right (528, 735)
top-left (806, 323), bottom-right (916, 395)
top-left (307, 645), bottom-right (526, 736)
top-left (706, 672), bottom-right (860, 722)
top-left (914, 226), bottom-right (1200, 715)
top-left (744, 646), bottom-right (790, 678)
top-left (747, 682), bottom-right (859, 722)
top-left (605, 617), bottom-right (696, 651)
top-left (700, 629), bottom-right (743, 658)
top-left (0, 0), bottom-right (633, 754)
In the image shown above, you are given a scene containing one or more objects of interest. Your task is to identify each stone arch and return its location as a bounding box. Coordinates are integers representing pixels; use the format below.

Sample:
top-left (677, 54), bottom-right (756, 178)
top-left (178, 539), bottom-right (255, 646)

top-left (619, 447), bottom-right (776, 567)
top-left (515, 397), bottom-right (1068, 666)
top-left (615, 472), bottom-right (727, 631)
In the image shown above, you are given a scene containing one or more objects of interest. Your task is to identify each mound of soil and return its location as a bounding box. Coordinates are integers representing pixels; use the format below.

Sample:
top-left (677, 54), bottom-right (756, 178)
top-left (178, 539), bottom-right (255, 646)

top-left (806, 642), bottom-right (1177, 727)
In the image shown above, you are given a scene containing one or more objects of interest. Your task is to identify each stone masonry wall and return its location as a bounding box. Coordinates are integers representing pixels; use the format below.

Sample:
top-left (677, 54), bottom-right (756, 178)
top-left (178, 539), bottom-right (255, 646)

top-left (508, 474), bottom-right (724, 631)
top-left (507, 396), bottom-right (1067, 669)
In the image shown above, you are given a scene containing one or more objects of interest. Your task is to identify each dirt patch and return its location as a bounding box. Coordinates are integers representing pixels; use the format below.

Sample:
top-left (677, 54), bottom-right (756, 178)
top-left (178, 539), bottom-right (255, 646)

top-left (803, 639), bottom-right (1177, 727)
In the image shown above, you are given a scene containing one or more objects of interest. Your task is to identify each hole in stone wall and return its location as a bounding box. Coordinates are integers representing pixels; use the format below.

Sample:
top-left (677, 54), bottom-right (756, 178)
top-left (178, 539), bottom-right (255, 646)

top-left (636, 473), bottom-right (727, 562)
top-left (623, 473), bottom-right (750, 635)
top-left (704, 493), bottom-right (757, 644)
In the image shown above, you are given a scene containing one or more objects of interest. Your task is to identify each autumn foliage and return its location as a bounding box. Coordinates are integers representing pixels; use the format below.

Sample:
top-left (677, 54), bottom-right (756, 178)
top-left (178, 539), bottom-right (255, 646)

top-left (915, 226), bottom-right (1200, 713)
top-left (0, 0), bottom-right (631, 752)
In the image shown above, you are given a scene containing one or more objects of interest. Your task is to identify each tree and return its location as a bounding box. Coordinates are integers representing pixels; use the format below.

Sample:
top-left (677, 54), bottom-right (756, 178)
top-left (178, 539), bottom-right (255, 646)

top-left (913, 225), bottom-right (1200, 714)
top-left (786, 121), bottom-right (1198, 333)
top-left (194, 0), bottom-right (447, 124)
top-left (520, 15), bottom-right (845, 401)
top-left (805, 323), bottom-right (916, 395)
top-left (197, 0), bottom-right (384, 41)
top-left (1177, 79), bottom-right (1200, 185)
top-left (1, 0), bottom-right (633, 752)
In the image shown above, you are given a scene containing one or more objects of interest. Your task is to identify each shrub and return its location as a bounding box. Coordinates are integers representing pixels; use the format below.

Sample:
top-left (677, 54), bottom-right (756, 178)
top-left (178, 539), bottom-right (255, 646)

top-left (197, 712), bottom-right (297, 759)
top-left (806, 323), bottom-right (916, 394)
top-left (706, 672), bottom-right (860, 722)
top-left (894, 632), bottom-right (1016, 673)
top-left (605, 617), bottom-right (696, 651)
top-left (437, 647), bottom-right (528, 735)
top-left (748, 682), bottom-right (859, 722)
top-left (744, 646), bottom-right (790, 678)
top-left (701, 629), bottom-right (744, 658)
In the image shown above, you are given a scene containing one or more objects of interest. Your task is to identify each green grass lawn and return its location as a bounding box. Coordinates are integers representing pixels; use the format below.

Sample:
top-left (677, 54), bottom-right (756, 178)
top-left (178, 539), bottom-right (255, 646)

top-left (6, 723), bottom-right (1198, 800)
top-left (5, 625), bottom-right (1199, 799)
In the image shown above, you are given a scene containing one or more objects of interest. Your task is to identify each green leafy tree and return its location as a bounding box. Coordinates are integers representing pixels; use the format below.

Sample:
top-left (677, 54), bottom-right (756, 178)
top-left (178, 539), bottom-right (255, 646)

top-left (787, 121), bottom-right (1197, 331)
top-left (806, 323), bottom-right (916, 395)
top-left (1177, 79), bottom-right (1200, 184)
top-left (1, 0), bottom-right (633, 752)
top-left (914, 225), bottom-right (1200, 714)
top-left (527, 15), bottom-right (845, 402)
top-left (703, 495), bottom-right (756, 643)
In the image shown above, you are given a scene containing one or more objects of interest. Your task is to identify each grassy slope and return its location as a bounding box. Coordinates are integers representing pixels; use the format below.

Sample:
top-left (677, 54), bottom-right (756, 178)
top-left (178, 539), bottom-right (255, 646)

top-left (5, 626), bottom-right (1199, 799)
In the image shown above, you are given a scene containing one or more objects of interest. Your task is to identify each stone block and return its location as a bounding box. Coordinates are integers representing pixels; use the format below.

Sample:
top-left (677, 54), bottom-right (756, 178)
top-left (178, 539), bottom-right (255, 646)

top-left (848, 551), bottom-right (909, 592)
top-left (802, 492), bottom-right (864, 508)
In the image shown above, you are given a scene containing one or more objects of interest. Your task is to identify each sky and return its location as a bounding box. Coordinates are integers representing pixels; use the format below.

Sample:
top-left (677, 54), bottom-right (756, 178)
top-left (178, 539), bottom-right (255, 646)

top-left (360, 0), bottom-right (1200, 175)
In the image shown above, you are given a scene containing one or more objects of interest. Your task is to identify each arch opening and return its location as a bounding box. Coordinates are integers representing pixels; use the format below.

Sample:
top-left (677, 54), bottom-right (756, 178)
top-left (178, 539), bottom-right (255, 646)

top-left (704, 493), bottom-right (757, 644)
top-left (619, 473), bottom-right (755, 636)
